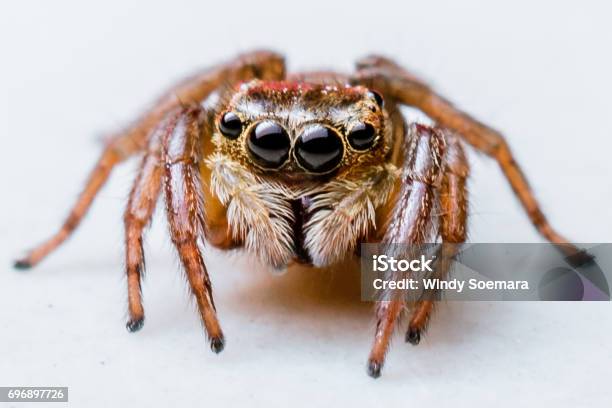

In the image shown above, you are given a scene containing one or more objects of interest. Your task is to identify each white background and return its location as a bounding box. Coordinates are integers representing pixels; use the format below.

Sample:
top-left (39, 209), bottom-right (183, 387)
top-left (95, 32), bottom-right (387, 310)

top-left (1, 0), bottom-right (611, 406)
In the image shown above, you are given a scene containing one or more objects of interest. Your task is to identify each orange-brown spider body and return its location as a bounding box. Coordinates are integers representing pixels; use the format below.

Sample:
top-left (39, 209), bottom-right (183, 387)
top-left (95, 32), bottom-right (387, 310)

top-left (16, 51), bottom-right (584, 378)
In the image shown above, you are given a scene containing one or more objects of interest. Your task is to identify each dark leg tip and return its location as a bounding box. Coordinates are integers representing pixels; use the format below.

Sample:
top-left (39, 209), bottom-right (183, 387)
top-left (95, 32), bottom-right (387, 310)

top-left (565, 250), bottom-right (595, 269)
top-left (210, 336), bottom-right (225, 354)
top-left (14, 259), bottom-right (33, 270)
top-left (405, 328), bottom-right (421, 345)
top-left (126, 317), bottom-right (144, 332)
top-left (367, 359), bottom-right (382, 379)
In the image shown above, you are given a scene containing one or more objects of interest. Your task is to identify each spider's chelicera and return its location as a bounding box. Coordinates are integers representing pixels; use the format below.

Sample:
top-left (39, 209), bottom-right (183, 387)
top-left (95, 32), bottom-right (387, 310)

top-left (15, 51), bottom-right (586, 378)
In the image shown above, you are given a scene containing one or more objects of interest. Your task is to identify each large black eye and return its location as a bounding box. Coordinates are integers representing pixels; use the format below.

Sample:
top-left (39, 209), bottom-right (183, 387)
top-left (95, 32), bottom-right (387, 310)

top-left (247, 121), bottom-right (290, 168)
top-left (295, 125), bottom-right (343, 173)
top-left (219, 111), bottom-right (242, 139)
top-left (347, 122), bottom-right (376, 150)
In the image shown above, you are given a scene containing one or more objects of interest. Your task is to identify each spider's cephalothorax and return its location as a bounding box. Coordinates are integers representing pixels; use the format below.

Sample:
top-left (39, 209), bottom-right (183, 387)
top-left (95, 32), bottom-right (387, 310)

top-left (205, 79), bottom-right (398, 269)
top-left (16, 51), bottom-right (586, 378)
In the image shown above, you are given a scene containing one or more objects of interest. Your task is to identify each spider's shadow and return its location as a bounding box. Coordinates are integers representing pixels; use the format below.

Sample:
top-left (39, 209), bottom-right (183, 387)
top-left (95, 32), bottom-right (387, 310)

top-left (229, 259), bottom-right (370, 320)
top-left (217, 253), bottom-right (486, 350)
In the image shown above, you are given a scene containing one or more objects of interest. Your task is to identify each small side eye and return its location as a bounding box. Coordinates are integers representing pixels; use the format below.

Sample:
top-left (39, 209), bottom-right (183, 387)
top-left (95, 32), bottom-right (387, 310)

top-left (367, 90), bottom-right (384, 108)
top-left (347, 122), bottom-right (377, 150)
top-left (219, 111), bottom-right (243, 139)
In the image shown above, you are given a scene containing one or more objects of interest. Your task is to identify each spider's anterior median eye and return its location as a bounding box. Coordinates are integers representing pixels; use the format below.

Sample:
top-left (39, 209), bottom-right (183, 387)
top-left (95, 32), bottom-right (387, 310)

top-left (295, 125), bottom-right (344, 173)
top-left (219, 111), bottom-right (243, 139)
top-left (247, 121), bottom-right (290, 168)
top-left (347, 122), bottom-right (377, 150)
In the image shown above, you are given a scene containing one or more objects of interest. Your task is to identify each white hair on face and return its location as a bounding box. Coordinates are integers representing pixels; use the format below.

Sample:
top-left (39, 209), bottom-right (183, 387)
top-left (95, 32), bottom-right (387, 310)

top-left (303, 164), bottom-right (399, 267)
top-left (207, 149), bottom-right (400, 269)
top-left (206, 153), bottom-right (296, 268)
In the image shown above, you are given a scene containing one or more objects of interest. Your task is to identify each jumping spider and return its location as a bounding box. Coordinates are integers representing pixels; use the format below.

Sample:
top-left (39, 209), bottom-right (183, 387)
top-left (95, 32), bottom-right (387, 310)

top-left (16, 51), bottom-right (585, 378)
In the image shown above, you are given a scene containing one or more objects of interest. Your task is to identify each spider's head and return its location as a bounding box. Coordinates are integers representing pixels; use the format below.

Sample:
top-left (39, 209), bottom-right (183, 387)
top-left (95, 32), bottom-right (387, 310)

top-left (211, 79), bottom-right (391, 182)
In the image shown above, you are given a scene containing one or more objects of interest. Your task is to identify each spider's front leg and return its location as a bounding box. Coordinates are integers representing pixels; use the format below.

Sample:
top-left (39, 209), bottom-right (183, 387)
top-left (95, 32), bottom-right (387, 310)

top-left (161, 105), bottom-right (224, 352)
top-left (367, 125), bottom-right (469, 378)
top-left (368, 124), bottom-right (447, 378)
top-left (406, 132), bottom-right (469, 346)
top-left (123, 104), bottom-right (223, 349)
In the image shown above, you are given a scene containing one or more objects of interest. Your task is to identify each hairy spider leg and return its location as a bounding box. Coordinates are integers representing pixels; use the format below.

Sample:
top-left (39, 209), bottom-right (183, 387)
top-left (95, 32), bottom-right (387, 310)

top-left (352, 56), bottom-right (588, 263)
top-left (15, 50), bottom-right (285, 269)
top-left (367, 124), bottom-right (447, 378)
top-left (406, 132), bottom-right (469, 345)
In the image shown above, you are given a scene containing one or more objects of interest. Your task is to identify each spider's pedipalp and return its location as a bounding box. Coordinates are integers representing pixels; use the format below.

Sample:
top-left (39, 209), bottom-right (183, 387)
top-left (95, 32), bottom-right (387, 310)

top-left (206, 153), bottom-right (296, 268)
top-left (302, 164), bottom-right (399, 267)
